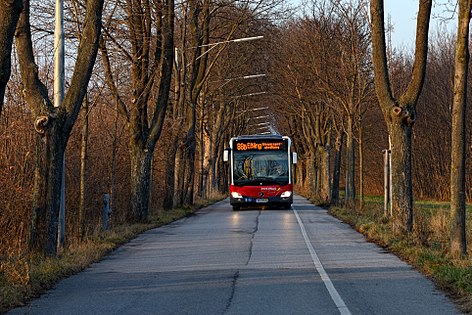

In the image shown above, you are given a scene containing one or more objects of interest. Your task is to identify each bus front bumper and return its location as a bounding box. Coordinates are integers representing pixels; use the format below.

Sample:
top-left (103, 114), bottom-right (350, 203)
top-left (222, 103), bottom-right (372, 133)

top-left (230, 195), bottom-right (293, 207)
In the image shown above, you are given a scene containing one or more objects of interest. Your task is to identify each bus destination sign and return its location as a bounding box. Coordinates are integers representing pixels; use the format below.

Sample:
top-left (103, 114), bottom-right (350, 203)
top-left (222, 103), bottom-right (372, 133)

top-left (235, 140), bottom-right (286, 151)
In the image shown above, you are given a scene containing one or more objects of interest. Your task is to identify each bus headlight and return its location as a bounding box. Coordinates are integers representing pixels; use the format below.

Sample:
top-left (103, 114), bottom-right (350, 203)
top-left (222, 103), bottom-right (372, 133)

top-left (231, 192), bottom-right (243, 199)
top-left (281, 191), bottom-right (292, 198)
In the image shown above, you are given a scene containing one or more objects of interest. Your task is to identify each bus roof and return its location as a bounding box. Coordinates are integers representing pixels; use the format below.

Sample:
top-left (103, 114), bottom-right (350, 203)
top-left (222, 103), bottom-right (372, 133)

top-left (232, 134), bottom-right (284, 141)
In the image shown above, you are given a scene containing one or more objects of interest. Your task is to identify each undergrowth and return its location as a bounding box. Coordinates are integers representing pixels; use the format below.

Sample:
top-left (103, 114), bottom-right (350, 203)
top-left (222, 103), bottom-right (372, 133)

top-left (0, 193), bottom-right (225, 313)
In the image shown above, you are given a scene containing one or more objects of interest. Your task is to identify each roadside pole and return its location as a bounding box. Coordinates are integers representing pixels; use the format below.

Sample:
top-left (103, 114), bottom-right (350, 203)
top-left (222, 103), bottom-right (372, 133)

top-left (55, 0), bottom-right (65, 250)
top-left (383, 149), bottom-right (390, 217)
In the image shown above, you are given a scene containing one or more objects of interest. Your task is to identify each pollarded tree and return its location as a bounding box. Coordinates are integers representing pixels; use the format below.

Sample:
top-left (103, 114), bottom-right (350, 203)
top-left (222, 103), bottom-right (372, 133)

top-left (0, 0), bottom-right (22, 116)
top-left (100, 0), bottom-right (175, 222)
top-left (370, 0), bottom-right (432, 233)
top-left (15, 0), bottom-right (104, 256)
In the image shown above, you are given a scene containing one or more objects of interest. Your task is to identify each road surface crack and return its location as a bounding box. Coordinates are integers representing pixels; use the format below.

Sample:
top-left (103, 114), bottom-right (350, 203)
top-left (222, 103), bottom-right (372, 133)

top-left (223, 270), bottom-right (240, 314)
top-left (246, 210), bottom-right (261, 265)
top-left (223, 211), bottom-right (261, 314)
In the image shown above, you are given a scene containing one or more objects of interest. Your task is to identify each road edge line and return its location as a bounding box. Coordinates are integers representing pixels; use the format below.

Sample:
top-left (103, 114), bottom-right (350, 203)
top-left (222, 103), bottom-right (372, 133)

top-left (292, 206), bottom-right (352, 315)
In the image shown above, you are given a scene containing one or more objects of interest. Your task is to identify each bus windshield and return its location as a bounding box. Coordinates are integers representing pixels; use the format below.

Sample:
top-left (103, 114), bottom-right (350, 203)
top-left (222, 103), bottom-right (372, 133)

top-left (233, 150), bottom-right (289, 186)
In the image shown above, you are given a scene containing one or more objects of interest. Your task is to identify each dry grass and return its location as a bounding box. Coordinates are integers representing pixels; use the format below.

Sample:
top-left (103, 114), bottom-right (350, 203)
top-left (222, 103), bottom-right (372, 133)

top-left (0, 223), bottom-right (152, 313)
top-left (0, 194), bottom-right (225, 313)
top-left (194, 191), bottom-right (228, 207)
top-left (0, 100), bottom-right (229, 313)
top-left (329, 199), bottom-right (472, 313)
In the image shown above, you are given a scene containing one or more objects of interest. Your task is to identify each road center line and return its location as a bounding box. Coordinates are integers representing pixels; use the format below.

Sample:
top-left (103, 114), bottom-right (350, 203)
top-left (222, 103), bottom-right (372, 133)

top-left (292, 206), bottom-right (352, 315)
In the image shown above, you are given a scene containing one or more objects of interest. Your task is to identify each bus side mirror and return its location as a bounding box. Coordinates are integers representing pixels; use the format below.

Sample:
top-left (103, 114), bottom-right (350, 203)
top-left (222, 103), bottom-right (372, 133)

top-left (223, 148), bottom-right (230, 162)
top-left (292, 152), bottom-right (298, 164)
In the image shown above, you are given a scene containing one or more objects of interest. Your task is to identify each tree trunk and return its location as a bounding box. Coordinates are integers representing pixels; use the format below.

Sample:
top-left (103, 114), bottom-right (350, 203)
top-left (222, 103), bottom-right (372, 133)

top-left (30, 134), bottom-right (47, 252)
top-left (109, 105), bottom-right (120, 215)
top-left (30, 129), bottom-right (66, 256)
top-left (129, 145), bottom-right (154, 222)
top-left (198, 103), bottom-right (206, 198)
top-left (163, 137), bottom-right (179, 209)
top-left (332, 132), bottom-right (343, 204)
top-left (174, 146), bottom-right (185, 207)
top-left (450, 0), bottom-right (471, 257)
top-left (300, 158), bottom-right (306, 190)
top-left (318, 146), bottom-right (331, 203)
top-left (181, 0), bottom-right (209, 206)
top-left (308, 153), bottom-right (316, 198)
top-left (298, 158), bottom-right (306, 192)
top-left (79, 95), bottom-right (89, 240)
top-left (200, 121), bottom-right (212, 199)
top-left (17, 0), bottom-right (105, 256)
top-left (0, 0), bottom-right (22, 115)
top-left (370, 0), bottom-right (432, 233)
top-left (358, 121), bottom-right (364, 209)
top-left (388, 117), bottom-right (413, 233)
top-left (314, 154), bottom-right (320, 198)
top-left (183, 129), bottom-right (197, 205)
top-left (100, 0), bottom-right (174, 220)
top-left (344, 116), bottom-right (356, 206)
top-left (210, 136), bottom-right (224, 195)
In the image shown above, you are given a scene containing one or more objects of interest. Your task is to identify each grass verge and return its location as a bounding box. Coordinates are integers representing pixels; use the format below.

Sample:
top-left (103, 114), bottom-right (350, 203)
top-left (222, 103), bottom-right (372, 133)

top-left (0, 194), bottom-right (226, 313)
top-left (328, 198), bottom-right (472, 313)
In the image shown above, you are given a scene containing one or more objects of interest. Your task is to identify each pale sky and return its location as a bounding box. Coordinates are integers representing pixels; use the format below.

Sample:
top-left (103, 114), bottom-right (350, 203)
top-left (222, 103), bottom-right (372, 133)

top-left (290, 0), bottom-right (457, 50)
top-left (384, 0), bottom-right (456, 49)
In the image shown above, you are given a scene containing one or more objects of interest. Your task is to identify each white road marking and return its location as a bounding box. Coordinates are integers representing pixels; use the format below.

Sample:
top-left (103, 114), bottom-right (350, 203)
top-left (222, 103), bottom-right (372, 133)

top-left (292, 206), bottom-right (352, 315)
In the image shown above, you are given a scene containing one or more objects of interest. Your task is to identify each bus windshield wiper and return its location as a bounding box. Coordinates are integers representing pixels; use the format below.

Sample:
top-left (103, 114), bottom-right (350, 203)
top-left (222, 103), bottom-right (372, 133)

top-left (235, 177), bottom-right (288, 186)
top-left (252, 177), bottom-right (287, 186)
top-left (234, 179), bottom-right (251, 186)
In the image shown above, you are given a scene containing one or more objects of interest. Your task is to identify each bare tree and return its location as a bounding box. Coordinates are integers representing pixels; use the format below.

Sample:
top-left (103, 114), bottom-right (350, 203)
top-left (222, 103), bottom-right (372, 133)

top-left (79, 94), bottom-right (89, 239)
top-left (170, 0), bottom-right (275, 207)
top-left (450, 0), bottom-right (471, 257)
top-left (100, 0), bottom-right (175, 222)
top-left (0, 0), bottom-right (22, 116)
top-left (15, 0), bottom-right (104, 256)
top-left (179, 0), bottom-right (210, 206)
top-left (270, 0), bottom-right (372, 205)
top-left (370, 0), bottom-right (432, 233)
top-left (413, 34), bottom-right (454, 201)
top-left (323, 0), bottom-right (373, 207)
top-left (269, 17), bottom-right (332, 201)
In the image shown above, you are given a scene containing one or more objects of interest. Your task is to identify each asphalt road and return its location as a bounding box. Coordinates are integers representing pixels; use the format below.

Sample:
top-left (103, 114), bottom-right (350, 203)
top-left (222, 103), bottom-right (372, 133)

top-left (9, 195), bottom-right (460, 315)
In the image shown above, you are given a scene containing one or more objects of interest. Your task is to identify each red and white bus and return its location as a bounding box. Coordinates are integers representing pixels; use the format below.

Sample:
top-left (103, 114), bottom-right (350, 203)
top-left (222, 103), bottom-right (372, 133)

top-left (224, 135), bottom-right (297, 210)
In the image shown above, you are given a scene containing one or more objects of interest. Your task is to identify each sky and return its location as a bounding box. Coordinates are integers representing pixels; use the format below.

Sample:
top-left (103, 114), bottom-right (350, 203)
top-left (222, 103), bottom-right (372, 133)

top-left (290, 0), bottom-right (457, 50)
top-left (384, 0), bottom-right (456, 49)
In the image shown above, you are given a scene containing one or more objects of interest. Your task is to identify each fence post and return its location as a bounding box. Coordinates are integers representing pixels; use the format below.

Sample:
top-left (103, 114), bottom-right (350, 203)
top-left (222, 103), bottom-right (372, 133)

top-left (102, 194), bottom-right (111, 230)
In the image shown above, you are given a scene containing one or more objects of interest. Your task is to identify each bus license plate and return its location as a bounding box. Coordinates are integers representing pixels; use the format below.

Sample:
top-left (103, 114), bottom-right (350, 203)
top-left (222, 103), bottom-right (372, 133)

top-left (256, 198), bottom-right (268, 203)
